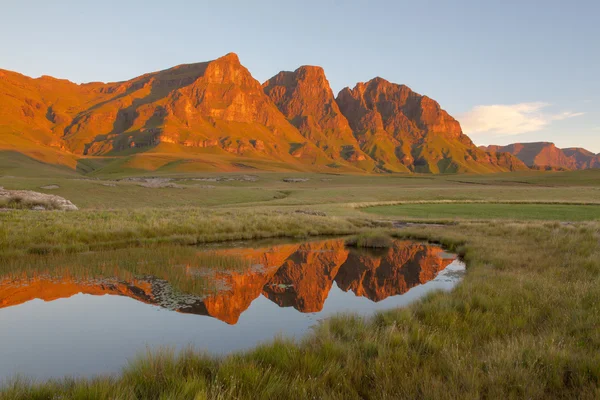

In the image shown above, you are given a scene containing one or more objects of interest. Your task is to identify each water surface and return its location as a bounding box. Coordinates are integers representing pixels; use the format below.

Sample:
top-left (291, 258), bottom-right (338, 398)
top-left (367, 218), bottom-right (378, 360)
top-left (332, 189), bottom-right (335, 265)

top-left (0, 238), bottom-right (465, 381)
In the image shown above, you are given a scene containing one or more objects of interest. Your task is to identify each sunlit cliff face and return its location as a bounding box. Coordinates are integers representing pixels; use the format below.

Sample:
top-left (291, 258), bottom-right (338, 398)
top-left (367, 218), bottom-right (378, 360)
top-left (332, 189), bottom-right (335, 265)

top-left (1, 53), bottom-right (530, 174)
top-left (0, 240), bottom-right (455, 324)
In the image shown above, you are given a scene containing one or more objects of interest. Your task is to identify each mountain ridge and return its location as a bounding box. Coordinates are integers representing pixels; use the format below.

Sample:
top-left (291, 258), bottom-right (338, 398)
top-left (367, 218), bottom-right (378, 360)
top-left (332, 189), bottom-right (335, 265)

top-left (0, 52), bottom-right (579, 174)
top-left (480, 142), bottom-right (600, 170)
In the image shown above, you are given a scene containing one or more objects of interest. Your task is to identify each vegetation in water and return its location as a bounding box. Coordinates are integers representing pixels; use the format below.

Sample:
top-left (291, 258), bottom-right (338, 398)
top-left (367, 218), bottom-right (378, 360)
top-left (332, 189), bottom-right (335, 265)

top-left (2, 221), bottom-right (600, 399)
top-left (2, 170), bottom-right (600, 398)
top-left (344, 231), bottom-right (393, 248)
top-left (0, 246), bottom-right (254, 299)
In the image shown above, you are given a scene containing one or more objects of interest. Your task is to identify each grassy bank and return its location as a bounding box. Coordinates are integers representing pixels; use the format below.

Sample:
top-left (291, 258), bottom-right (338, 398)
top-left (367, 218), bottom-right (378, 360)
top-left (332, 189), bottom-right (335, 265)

top-left (0, 246), bottom-right (257, 299)
top-left (0, 209), bottom-right (368, 257)
top-left (3, 221), bottom-right (599, 399)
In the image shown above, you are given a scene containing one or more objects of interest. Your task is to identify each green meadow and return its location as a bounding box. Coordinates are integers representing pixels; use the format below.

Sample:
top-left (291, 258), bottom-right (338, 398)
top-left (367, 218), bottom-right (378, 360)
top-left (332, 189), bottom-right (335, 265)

top-left (2, 163), bottom-right (600, 399)
top-left (364, 203), bottom-right (600, 221)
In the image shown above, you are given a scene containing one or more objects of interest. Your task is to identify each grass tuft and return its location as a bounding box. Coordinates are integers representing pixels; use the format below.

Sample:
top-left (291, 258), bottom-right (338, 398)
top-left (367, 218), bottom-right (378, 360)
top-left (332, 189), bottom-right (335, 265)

top-left (345, 231), bottom-right (393, 248)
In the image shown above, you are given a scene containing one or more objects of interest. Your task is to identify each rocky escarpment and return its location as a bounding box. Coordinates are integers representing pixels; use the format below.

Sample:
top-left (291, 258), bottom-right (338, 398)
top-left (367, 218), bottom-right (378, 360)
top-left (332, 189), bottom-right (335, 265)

top-left (562, 147), bottom-right (600, 169)
top-left (263, 66), bottom-right (374, 169)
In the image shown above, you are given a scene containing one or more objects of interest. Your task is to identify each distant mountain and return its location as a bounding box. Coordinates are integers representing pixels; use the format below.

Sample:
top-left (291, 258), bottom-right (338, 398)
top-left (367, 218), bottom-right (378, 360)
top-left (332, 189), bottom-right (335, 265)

top-left (335, 78), bottom-right (528, 173)
top-left (562, 147), bottom-right (600, 169)
top-left (0, 53), bottom-right (533, 174)
top-left (480, 142), bottom-right (600, 170)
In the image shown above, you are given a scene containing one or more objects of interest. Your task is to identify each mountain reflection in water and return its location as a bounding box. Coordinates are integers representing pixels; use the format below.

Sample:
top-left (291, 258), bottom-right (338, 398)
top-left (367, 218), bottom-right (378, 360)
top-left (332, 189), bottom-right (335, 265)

top-left (0, 239), bottom-right (458, 325)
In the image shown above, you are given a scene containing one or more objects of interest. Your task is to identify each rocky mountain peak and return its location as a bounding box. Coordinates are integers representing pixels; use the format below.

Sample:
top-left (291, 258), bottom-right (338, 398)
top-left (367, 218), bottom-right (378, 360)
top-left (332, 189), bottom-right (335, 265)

top-left (0, 53), bottom-right (547, 174)
top-left (263, 65), bottom-right (373, 168)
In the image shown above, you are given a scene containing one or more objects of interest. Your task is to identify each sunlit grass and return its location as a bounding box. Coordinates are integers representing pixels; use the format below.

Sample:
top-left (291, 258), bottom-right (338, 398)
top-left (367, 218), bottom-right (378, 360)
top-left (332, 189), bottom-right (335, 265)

top-left (364, 202), bottom-right (600, 221)
top-left (0, 209), bottom-right (363, 257)
top-left (2, 169), bottom-right (600, 398)
top-left (3, 221), bottom-right (600, 399)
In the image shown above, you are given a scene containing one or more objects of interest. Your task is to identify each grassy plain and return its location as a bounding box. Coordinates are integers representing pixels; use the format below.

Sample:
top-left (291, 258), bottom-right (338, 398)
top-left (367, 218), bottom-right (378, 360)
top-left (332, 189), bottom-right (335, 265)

top-left (364, 203), bottom-right (600, 221)
top-left (1, 161), bottom-right (600, 398)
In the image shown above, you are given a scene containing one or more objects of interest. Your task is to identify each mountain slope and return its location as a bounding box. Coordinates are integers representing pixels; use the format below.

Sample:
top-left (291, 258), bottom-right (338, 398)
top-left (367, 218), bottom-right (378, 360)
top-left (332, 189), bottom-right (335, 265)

top-left (1, 54), bottom-right (342, 172)
top-left (64, 53), bottom-right (334, 169)
top-left (336, 78), bottom-right (528, 173)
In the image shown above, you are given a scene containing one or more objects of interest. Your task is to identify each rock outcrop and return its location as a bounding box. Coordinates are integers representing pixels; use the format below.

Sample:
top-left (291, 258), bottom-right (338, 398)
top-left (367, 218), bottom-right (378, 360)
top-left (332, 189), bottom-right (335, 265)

top-left (0, 186), bottom-right (78, 210)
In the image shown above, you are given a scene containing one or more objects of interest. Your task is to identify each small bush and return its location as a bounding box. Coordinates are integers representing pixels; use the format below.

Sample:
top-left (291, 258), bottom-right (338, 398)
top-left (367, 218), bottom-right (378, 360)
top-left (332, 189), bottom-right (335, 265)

top-left (345, 231), bottom-right (393, 248)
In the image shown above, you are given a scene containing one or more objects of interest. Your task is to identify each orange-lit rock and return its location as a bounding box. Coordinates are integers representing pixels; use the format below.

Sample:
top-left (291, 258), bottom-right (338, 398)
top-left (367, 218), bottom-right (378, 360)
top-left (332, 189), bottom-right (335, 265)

top-left (0, 54), bottom-right (533, 173)
top-left (336, 78), bottom-right (528, 173)
top-left (263, 66), bottom-right (374, 169)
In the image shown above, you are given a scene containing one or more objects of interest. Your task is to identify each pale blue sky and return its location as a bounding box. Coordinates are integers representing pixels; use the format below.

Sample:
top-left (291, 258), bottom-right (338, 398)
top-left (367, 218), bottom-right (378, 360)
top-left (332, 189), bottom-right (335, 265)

top-left (1, 0), bottom-right (598, 151)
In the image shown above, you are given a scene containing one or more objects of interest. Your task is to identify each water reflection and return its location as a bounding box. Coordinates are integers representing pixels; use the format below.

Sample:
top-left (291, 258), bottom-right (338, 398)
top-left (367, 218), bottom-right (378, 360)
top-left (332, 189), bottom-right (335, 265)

top-left (0, 239), bottom-right (465, 380)
top-left (1, 240), bottom-right (458, 324)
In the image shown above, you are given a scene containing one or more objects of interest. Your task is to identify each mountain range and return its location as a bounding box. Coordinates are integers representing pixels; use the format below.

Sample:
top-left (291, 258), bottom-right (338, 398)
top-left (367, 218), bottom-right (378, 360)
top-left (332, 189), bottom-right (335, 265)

top-left (480, 142), bottom-right (600, 171)
top-left (0, 52), bottom-right (594, 174)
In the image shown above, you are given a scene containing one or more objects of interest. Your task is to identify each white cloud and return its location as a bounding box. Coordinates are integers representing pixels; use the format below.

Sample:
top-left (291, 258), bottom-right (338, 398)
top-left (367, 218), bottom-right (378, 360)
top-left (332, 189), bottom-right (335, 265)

top-left (458, 102), bottom-right (584, 136)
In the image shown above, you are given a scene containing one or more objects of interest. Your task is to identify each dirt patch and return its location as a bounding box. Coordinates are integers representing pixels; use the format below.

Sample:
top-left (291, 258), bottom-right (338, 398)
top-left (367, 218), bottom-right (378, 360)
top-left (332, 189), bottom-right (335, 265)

top-left (283, 178), bottom-right (309, 183)
top-left (193, 175), bottom-right (259, 182)
top-left (392, 221), bottom-right (454, 228)
top-left (40, 185), bottom-right (60, 190)
top-left (120, 178), bottom-right (185, 189)
top-left (294, 209), bottom-right (327, 216)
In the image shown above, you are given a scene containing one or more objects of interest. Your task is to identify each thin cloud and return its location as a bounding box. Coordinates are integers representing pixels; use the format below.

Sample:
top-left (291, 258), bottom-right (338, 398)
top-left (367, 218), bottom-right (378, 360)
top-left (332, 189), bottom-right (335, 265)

top-left (458, 102), bottom-right (584, 136)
